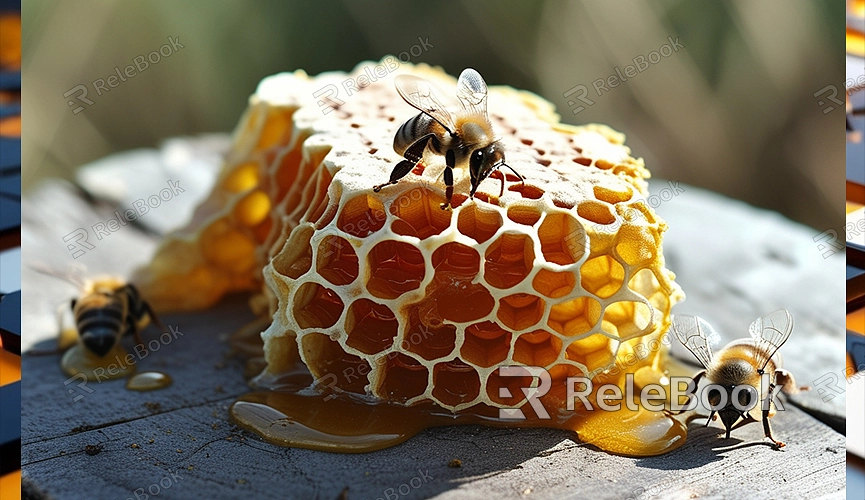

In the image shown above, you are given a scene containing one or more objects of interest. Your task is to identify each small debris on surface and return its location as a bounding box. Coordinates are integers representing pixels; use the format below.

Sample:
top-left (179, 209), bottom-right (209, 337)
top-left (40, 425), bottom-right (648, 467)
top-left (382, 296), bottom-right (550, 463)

top-left (448, 459), bottom-right (462, 468)
top-left (336, 486), bottom-right (349, 499)
top-left (144, 402), bottom-right (162, 412)
top-left (84, 444), bottom-right (102, 456)
top-left (130, 443), bottom-right (139, 449)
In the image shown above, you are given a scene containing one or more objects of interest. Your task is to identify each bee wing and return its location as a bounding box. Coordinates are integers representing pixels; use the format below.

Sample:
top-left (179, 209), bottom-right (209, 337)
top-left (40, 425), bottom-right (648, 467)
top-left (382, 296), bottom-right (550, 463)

top-left (394, 75), bottom-right (456, 133)
top-left (670, 314), bottom-right (718, 369)
top-left (29, 261), bottom-right (86, 288)
top-left (455, 68), bottom-right (488, 117)
top-left (748, 309), bottom-right (793, 371)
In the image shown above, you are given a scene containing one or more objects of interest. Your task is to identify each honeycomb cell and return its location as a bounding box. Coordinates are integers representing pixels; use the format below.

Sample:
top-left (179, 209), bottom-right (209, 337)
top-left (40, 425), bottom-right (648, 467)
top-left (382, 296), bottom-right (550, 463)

top-left (584, 341), bottom-right (617, 374)
top-left (615, 225), bottom-right (657, 266)
top-left (420, 242), bottom-right (495, 324)
top-left (301, 332), bottom-right (369, 394)
top-left (461, 321), bottom-right (511, 368)
top-left (273, 140), bottom-right (307, 201)
top-left (293, 282), bottom-right (344, 329)
top-left (595, 159), bottom-right (614, 170)
top-left (337, 194), bottom-right (386, 237)
top-left (486, 368), bottom-right (532, 406)
top-left (345, 299), bottom-right (398, 354)
top-left (508, 183), bottom-right (544, 199)
top-left (538, 212), bottom-right (585, 265)
top-left (390, 187), bottom-right (451, 239)
top-left (377, 353), bottom-right (429, 403)
top-left (316, 235), bottom-right (359, 286)
top-left (432, 358), bottom-right (481, 407)
top-left (366, 240), bottom-right (425, 299)
top-left (403, 306), bottom-right (457, 361)
top-left (200, 220), bottom-right (257, 273)
top-left (457, 203), bottom-right (502, 244)
top-left (497, 294), bottom-right (545, 331)
top-left (580, 255), bottom-right (625, 299)
top-left (593, 184), bottom-right (633, 204)
top-left (272, 225), bottom-right (313, 279)
top-left (234, 190), bottom-right (272, 227)
top-left (255, 108), bottom-right (295, 151)
top-left (484, 232), bottom-right (534, 289)
top-left (513, 330), bottom-right (562, 367)
top-left (432, 242), bottom-right (480, 277)
top-left (543, 364), bottom-right (588, 409)
top-left (507, 205), bottom-right (542, 226)
top-left (222, 161), bottom-right (259, 193)
top-left (603, 300), bottom-right (654, 340)
top-left (532, 269), bottom-right (576, 298)
top-left (576, 201), bottom-right (616, 226)
top-left (547, 297), bottom-right (601, 337)
top-left (628, 269), bottom-right (670, 313)
top-left (314, 193), bottom-right (340, 230)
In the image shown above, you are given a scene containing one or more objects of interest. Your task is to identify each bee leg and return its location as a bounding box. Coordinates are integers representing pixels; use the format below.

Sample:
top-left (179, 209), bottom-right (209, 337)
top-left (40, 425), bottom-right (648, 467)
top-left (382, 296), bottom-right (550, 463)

top-left (773, 368), bottom-right (802, 394)
top-left (668, 370), bottom-right (705, 415)
top-left (441, 149), bottom-right (455, 210)
top-left (374, 135), bottom-right (431, 193)
top-left (729, 414), bottom-right (757, 431)
top-left (762, 378), bottom-right (785, 448)
top-left (128, 320), bottom-right (148, 357)
top-left (705, 410), bottom-right (716, 426)
top-left (373, 160), bottom-right (416, 192)
top-left (143, 301), bottom-right (167, 335)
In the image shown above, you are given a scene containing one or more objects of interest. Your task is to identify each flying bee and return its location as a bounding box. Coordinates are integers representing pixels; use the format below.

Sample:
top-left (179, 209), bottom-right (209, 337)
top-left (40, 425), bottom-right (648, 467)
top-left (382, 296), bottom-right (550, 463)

top-left (669, 309), bottom-right (803, 449)
top-left (31, 265), bottom-right (164, 357)
top-left (373, 68), bottom-right (524, 210)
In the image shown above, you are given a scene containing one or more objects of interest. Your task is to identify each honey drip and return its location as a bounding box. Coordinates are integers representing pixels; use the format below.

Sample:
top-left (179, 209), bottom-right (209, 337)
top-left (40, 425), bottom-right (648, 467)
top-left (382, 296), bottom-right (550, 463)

top-left (126, 371), bottom-right (173, 391)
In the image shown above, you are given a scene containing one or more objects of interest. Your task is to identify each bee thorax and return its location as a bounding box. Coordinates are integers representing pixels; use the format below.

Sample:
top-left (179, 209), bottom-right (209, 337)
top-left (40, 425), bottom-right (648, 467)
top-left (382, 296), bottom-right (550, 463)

top-left (709, 358), bottom-right (757, 385)
top-left (459, 121), bottom-right (490, 144)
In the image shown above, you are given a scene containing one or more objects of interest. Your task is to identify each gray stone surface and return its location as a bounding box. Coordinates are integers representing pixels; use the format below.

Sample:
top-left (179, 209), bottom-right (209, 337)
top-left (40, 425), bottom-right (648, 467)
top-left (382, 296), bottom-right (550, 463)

top-left (20, 146), bottom-right (847, 499)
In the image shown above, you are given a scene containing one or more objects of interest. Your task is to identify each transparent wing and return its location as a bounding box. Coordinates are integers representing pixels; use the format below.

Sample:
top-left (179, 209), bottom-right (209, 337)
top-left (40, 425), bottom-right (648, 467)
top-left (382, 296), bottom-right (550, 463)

top-left (455, 68), bottom-right (488, 117)
top-left (394, 75), bottom-right (455, 132)
top-left (748, 309), bottom-right (793, 372)
top-left (670, 314), bottom-right (719, 369)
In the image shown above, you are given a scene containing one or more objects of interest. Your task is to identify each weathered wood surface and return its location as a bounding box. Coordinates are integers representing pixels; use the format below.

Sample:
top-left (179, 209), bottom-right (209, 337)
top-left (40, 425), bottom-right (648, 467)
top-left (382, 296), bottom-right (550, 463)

top-left (20, 140), bottom-right (846, 499)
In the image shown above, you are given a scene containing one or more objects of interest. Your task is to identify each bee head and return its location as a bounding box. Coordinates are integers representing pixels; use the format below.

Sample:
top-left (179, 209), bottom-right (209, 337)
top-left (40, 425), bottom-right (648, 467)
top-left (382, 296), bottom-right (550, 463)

top-left (468, 142), bottom-right (506, 197)
top-left (709, 383), bottom-right (759, 438)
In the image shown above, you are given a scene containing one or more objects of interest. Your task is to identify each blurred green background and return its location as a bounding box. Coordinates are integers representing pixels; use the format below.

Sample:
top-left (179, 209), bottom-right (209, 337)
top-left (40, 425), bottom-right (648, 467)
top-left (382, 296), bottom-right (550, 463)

top-left (22, 0), bottom-right (844, 231)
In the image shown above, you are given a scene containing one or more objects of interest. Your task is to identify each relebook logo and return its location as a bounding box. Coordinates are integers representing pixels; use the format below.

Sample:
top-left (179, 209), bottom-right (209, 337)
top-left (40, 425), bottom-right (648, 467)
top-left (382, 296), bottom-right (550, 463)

top-left (494, 366), bottom-right (781, 419)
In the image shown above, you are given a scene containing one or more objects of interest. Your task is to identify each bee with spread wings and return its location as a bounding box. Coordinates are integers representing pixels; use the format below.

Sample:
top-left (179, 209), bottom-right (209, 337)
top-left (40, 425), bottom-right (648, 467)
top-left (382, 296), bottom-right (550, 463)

top-left (669, 309), bottom-right (803, 448)
top-left (373, 68), bottom-right (524, 209)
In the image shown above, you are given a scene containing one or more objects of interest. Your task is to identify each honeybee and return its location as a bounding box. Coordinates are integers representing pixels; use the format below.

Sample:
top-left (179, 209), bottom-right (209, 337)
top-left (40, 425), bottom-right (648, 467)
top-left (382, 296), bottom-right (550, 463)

top-left (373, 68), bottom-right (524, 209)
top-left (32, 266), bottom-right (164, 357)
top-left (670, 309), bottom-right (801, 449)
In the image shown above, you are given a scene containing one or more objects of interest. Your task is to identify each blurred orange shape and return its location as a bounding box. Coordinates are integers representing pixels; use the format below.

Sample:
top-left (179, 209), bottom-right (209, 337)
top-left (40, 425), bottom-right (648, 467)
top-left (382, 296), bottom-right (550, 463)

top-left (0, 14), bottom-right (21, 70)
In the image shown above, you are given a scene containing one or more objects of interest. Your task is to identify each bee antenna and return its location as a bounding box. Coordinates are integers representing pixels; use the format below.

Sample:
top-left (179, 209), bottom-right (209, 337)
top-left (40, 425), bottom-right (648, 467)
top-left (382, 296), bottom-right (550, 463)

top-left (498, 162), bottom-right (525, 185)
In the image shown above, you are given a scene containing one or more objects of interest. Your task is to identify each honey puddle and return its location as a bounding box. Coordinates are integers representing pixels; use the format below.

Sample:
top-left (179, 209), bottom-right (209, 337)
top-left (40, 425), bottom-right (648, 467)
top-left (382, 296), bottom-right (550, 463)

top-left (229, 332), bottom-right (688, 457)
top-left (60, 340), bottom-right (172, 392)
top-left (61, 343), bottom-right (136, 381)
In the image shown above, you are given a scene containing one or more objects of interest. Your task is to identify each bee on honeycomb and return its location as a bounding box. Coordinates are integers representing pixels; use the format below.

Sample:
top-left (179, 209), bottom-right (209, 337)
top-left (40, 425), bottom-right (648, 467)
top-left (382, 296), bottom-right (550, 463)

top-left (132, 62), bottom-right (684, 449)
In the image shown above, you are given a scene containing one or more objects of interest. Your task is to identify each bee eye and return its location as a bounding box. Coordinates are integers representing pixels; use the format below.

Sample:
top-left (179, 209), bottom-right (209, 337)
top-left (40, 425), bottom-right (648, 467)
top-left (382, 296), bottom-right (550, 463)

top-left (736, 386), bottom-right (756, 409)
top-left (707, 387), bottom-right (723, 406)
top-left (470, 150), bottom-right (485, 171)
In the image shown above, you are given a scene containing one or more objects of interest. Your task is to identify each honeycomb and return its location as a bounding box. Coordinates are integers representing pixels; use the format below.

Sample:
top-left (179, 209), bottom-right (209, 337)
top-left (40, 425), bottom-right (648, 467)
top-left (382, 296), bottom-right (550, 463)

top-left (134, 61), bottom-right (684, 413)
